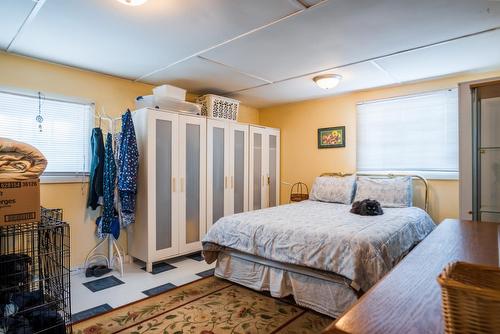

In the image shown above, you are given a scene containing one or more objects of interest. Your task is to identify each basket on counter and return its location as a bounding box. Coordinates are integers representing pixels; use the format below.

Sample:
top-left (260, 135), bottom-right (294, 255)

top-left (437, 261), bottom-right (500, 334)
top-left (196, 94), bottom-right (239, 121)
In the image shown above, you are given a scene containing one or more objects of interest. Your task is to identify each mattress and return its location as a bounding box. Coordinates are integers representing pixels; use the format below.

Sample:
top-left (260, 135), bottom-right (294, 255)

top-left (203, 200), bottom-right (435, 292)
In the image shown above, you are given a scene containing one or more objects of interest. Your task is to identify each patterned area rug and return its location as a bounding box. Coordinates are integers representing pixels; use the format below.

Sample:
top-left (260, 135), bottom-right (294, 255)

top-left (73, 276), bottom-right (332, 334)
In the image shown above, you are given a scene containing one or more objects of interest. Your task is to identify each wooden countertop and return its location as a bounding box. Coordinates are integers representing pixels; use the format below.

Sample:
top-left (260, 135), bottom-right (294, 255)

top-left (324, 219), bottom-right (500, 334)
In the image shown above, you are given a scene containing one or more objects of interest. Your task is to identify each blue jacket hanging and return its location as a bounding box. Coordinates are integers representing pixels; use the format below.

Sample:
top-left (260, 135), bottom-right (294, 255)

top-left (96, 133), bottom-right (120, 239)
top-left (87, 128), bottom-right (104, 210)
top-left (118, 109), bottom-right (139, 225)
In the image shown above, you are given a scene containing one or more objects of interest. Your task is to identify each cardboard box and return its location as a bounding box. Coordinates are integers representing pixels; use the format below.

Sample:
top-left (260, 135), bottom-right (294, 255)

top-left (0, 179), bottom-right (40, 226)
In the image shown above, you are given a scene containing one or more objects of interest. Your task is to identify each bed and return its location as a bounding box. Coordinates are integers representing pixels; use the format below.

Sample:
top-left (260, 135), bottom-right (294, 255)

top-left (202, 173), bottom-right (436, 317)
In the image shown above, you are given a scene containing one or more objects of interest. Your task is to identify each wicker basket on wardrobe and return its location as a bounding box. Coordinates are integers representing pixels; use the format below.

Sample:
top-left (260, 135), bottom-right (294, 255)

top-left (437, 261), bottom-right (500, 334)
top-left (196, 94), bottom-right (239, 121)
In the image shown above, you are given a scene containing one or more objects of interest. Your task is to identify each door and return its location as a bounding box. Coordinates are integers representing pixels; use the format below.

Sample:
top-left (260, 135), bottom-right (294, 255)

top-left (478, 96), bottom-right (500, 222)
top-left (151, 111), bottom-right (179, 258)
top-left (229, 123), bottom-right (249, 214)
top-left (178, 115), bottom-right (206, 253)
top-left (249, 126), bottom-right (266, 211)
top-left (266, 128), bottom-right (280, 208)
top-left (207, 119), bottom-right (230, 229)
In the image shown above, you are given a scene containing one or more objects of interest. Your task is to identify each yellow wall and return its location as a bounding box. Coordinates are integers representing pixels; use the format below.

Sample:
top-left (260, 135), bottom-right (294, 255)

top-left (0, 52), bottom-right (257, 267)
top-left (0, 52), bottom-right (153, 268)
top-left (259, 70), bottom-right (500, 224)
top-left (4, 48), bottom-right (500, 265)
top-left (238, 104), bottom-right (260, 124)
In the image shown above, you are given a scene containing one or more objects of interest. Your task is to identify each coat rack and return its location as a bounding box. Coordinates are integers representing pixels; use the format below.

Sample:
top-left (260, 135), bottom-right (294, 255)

top-left (84, 109), bottom-right (124, 277)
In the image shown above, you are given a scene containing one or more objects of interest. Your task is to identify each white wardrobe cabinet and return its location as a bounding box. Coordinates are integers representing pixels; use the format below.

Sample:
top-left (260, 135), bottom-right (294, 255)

top-left (129, 109), bottom-right (278, 272)
top-left (129, 108), bottom-right (206, 272)
top-left (249, 126), bottom-right (280, 210)
top-left (207, 120), bottom-right (249, 229)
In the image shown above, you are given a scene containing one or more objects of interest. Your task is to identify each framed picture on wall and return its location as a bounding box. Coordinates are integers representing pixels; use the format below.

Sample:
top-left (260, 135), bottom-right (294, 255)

top-left (317, 126), bottom-right (345, 149)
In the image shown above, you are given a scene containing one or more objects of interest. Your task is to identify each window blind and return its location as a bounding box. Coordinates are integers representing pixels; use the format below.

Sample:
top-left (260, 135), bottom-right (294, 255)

top-left (356, 89), bottom-right (458, 178)
top-left (0, 91), bottom-right (92, 175)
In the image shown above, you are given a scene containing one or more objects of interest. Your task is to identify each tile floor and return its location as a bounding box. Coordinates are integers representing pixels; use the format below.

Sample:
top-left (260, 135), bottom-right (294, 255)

top-left (70, 252), bottom-right (215, 322)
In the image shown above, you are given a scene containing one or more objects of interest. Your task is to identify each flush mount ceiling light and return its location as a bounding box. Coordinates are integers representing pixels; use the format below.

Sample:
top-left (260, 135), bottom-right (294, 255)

top-left (116, 0), bottom-right (148, 6)
top-left (313, 74), bottom-right (343, 89)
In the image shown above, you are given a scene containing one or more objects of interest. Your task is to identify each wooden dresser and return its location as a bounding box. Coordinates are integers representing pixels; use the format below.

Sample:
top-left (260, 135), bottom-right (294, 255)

top-left (324, 219), bottom-right (500, 334)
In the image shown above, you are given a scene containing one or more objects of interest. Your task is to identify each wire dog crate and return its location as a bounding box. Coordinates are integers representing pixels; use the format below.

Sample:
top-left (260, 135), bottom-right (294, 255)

top-left (0, 208), bottom-right (71, 334)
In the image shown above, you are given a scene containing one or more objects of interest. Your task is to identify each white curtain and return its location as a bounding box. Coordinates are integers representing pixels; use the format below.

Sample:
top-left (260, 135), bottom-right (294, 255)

top-left (0, 91), bottom-right (92, 175)
top-left (357, 89), bottom-right (458, 176)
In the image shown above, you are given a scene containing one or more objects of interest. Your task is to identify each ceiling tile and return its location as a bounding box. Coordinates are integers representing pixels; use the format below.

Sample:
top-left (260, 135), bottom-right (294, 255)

top-left (142, 56), bottom-right (268, 94)
top-left (0, 0), bottom-right (36, 49)
top-left (9, 0), bottom-right (301, 79)
top-left (229, 61), bottom-right (396, 108)
top-left (202, 0), bottom-right (500, 82)
top-left (375, 29), bottom-right (500, 83)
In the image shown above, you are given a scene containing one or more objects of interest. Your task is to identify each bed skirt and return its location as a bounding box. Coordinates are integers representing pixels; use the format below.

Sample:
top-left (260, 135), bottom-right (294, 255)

top-left (214, 250), bottom-right (358, 318)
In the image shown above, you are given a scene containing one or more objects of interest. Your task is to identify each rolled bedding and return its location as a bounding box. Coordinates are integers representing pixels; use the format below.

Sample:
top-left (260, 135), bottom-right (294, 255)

top-left (0, 138), bottom-right (47, 180)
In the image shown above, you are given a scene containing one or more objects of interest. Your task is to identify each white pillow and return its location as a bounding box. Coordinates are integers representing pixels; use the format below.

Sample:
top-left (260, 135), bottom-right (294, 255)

top-left (353, 176), bottom-right (413, 208)
top-left (309, 175), bottom-right (356, 204)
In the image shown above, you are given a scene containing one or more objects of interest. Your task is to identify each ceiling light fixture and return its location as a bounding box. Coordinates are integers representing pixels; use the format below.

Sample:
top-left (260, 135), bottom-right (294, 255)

top-left (116, 0), bottom-right (148, 6)
top-left (313, 74), bottom-right (342, 89)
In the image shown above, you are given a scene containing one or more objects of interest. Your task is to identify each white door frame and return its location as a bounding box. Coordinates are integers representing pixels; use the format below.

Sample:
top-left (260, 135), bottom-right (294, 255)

top-left (459, 76), bottom-right (500, 220)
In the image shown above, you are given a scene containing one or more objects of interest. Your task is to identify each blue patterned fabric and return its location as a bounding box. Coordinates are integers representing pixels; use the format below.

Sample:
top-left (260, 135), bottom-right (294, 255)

top-left (96, 133), bottom-right (120, 239)
top-left (117, 110), bottom-right (139, 225)
top-left (114, 132), bottom-right (134, 228)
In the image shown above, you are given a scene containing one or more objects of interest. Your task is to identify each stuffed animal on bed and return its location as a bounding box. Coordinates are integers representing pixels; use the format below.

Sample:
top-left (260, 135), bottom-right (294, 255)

top-left (350, 199), bottom-right (384, 216)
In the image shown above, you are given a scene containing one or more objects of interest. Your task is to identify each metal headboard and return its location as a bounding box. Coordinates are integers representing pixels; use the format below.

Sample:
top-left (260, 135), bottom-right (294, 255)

top-left (319, 172), bottom-right (429, 212)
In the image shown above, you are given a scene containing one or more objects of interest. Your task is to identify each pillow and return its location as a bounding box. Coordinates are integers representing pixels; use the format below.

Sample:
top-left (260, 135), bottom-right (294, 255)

top-left (309, 175), bottom-right (356, 204)
top-left (353, 176), bottom-right (413, 208)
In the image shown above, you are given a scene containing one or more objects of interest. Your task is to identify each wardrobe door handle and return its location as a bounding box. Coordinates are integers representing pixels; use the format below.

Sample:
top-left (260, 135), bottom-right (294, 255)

top-left (172, 177), bottom-right (176, 192)
top-left (180, 177), bottom-right (184, 192)
top-left (225, 176), bottom-right (228, 189)
top-left (231, 176), bottom-right (234, 189)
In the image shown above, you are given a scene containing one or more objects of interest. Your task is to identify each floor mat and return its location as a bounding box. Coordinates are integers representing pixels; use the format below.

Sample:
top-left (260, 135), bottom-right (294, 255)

top-left (83, 276), bottom-right (125, 292)
top-left (72, 276), bottom-right (332, 334)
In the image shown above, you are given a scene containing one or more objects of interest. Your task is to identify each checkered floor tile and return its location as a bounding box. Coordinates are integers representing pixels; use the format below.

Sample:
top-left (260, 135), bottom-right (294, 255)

top-left (72, 304), bottom-right (112, 323)
top-left (141, 261), bottom-right (177, 274)
top-left (83, 275), bottom-right (124, 292)
top-left (71, 253), bottom-right (215, 320)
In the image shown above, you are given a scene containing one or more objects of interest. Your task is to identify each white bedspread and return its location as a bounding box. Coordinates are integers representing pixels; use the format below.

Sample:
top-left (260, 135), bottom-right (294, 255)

top-left (202, 200), bottom-right (435, 292)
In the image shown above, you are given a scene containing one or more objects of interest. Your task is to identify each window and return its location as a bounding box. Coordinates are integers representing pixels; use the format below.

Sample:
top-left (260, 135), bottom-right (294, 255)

top-left (0, 90), bottom-right (92, 181)
top-left (356, 89), bottom-right (458, 179)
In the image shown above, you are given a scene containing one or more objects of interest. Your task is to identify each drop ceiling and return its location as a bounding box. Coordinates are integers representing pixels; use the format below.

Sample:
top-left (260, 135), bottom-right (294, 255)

top-left (2, 0), bottom-right (500, 108)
